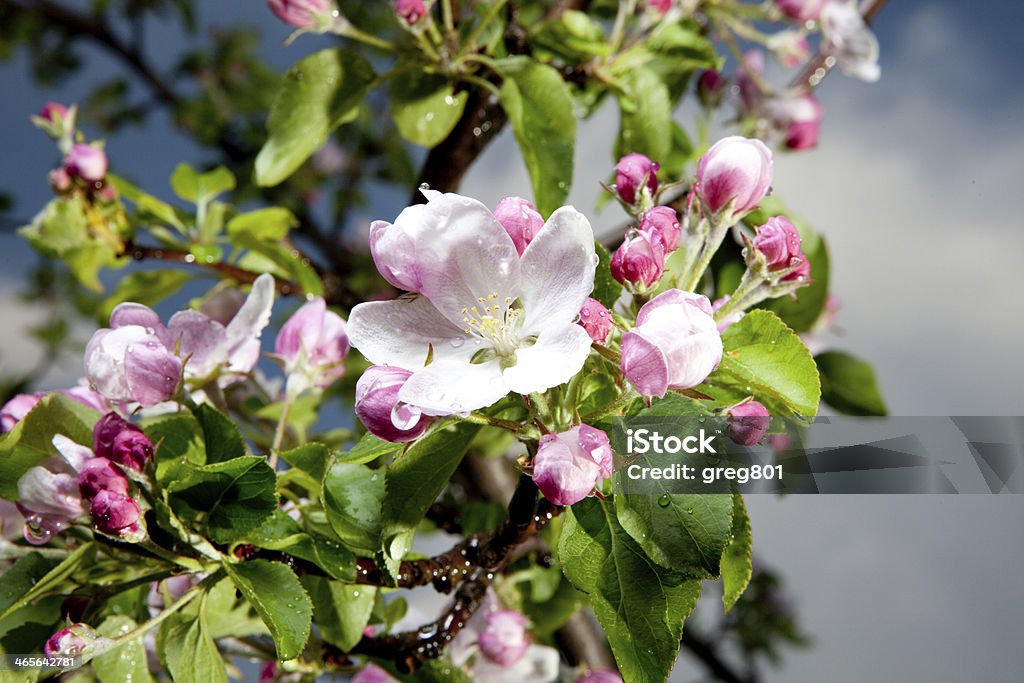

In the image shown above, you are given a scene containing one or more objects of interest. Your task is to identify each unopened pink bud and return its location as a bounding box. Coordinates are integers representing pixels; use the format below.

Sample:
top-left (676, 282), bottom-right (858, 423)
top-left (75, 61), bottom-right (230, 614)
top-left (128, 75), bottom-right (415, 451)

top-left (696, 70), bottom-right (727, 108)
top-left (764, 94), bottom-right (823, 151)
top-left (615, 153), bottom-right (659, 205)
top-left (90, 489), bottom-right (141, 536)
top-left (40, 102), bottom-right (69, 123)
top-left (727, 401), bottom-right (771, 446)
top-left (64, 144), bottom-right (108, 183)
top-left (48, 168), bottom-right (72, 193)
top-left (93, 413), bottom-right (154, 471)
top-left (578, 297), bottom-right (614, 345)
top-left (478, 610), bottom-right (529, 666)
top-left (648, 0), bottom-right (672, 14)
top-left (533, 425), bottom-right (612, 506)
top-left (752, 216), bottom-right (802, 267)
top-left (774, 0), bottom-right (827, 23)
top-left (78, 458), bottom-right (130, 499)
top-left (695, 136), bottom-right (773, 218)
top-left (44, 624), bottom-right (92, 657)
top-left (610, 232), bottom-right (665, 290)
top-left (355, 366), bottom-right (432, 442)
top-left (275, 297), bottom-right (350, 393)
top-left (395, 0), bottom-right (427, 24)
top-left (638, 206), bottom-right (681, 252)
top-left (267, 0), bottom-right (333, 29)
top-left (493, 196), bottom-right (544, 255)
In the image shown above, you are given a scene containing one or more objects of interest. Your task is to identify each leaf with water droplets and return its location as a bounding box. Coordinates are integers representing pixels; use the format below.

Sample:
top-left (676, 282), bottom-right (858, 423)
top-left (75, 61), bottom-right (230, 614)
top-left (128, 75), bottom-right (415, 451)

top-left (323, 462), bottom-right (386, 555)
top-left (389, 68), bottom-right (468, 147)
top-left (721, 494), bottom-right (753, 612)
top-left (225, 560), bottom-right (312, 660)
top-left (95, 615), bottom-right (153, 683)
top-left (302, 575), bottom-right (376, 652)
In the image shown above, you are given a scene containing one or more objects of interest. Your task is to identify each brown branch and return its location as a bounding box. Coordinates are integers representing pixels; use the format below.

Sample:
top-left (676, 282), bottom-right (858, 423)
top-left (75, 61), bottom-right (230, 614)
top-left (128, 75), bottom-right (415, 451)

top-left (790, 0), bottom-right (890, 92)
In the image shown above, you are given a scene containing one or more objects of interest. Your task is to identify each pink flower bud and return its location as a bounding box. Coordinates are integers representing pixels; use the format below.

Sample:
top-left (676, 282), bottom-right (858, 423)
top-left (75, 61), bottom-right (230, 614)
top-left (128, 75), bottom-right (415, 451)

top-left (638, 206), bottom-right (681, 252)
top-left (1, 393), bottom-right (39, 433)
top-left (44, 624), bottom-right (92, 657)
top-left (696, 70), bottom-right (727, 108)
top-left (764, 95), bottom-right (823, 151)
top-left (267, 0), bottom-right (332, 29)
top-left (610, 231), bottom-right (665, 290)
top-left (353, 664), bottom-right (398, 683)
top-left (478, 610), bottom-right (530, 666)
top-left (774, 0), bottom-right (826, 23)
top-left (578, 671), bottom-right (625, 683)
top-left (355, 366), bottom-right (432, 442)
top-left (90, 489), bottom-right (141, 536)
top-left (275, 297), bottom-right (350, 393)
top-left (64, 144), bottom-right (108, 183)
top-left (395, 0), bottom-right (427, 24)
top-left (578, 297), bottom-right (614, 345)
top-left (48, 168), bottom-right (72, 193)
top-left (615, 153), bottom-right (659, 205)
top-left (93, 413), bottom-right (154, 471)
top-left (77, 457), bottom-right (130, 499)
top-left (533, 425), bottom-right (612, 506)
top-left (85, 326), bottom-right (182, 407)
top-left (726, 401), bottom-right (771, 446)
top-left (768, 30), bottom-right (811, 67)
top-left (695, 136), bottom-right (773, 218)
top-left (40, 102), bottom-right (69, 123)
top-left (493, 196), bottom-right (544, 256)
top-left (648, 0), bottom-right (672, 14)
top-left (752, 216), bottom-right (802, 267)
top-left (620, 290), bottom-right (722, 398)
top-left (369, 219), bottom-right (424, 293)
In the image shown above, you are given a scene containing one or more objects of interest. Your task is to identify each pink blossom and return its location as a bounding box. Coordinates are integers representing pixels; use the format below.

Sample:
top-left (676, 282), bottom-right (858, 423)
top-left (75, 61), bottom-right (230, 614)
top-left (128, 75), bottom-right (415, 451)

top-left (354, 366), bottom-right (432, 442)
top-left (395, 0), bottom-right (427, 25)
top-left (349, 192), bottom-right (596, 416)
top-left (93, 413), bottom-right (153, 471)
top-left (353, 663), bottom-right (399, 683)
top-left (64, 144), bottom-right (108, 182)
top-left (764, 94), bottom-right (823, 150)
top-left (49, 168), bottom-right (72, 192)
top-left (84, 325), bottom-right (182, 407)
top-left (1, 393), bottom-right (39, 432)
top-left (727, 401), bottom-right (771, 446)
top-left (478, 610), bottom-right (529, 666)
top-left (44, 624), bottom-right (94, 657)
top-left (821, 0), bottom-right (880, 82)
top-left (40, 102), bottom-right (69, 123)
top-left (648, 0), bottom-right (672, 14)
top-left (620, 290), bottom-right (722, 398)
top-left (696, 70), bottom-right (727, 108)
top-left (493, 196), bottom-right (544, 256)
top-left (615, 153), bottom-right (659, 205)
top-left (578, 297), bottom-right (613, 345)
top-left (752, 216), bottom-right (810, 281)
top-left (639, 205), bottom-right (681, 252)
top-left (275, 297), bottom-right (350, 394)
top-left (695, 136), bottom-right (773, 218)
top-left (90, 489), bottom-right (142, 538)
top-left (578, 671), bottom-right (624, 683)
top-left (610, 231), bottom-right (665, 290)
top-left (533, 425), bottom-right (613, 506)
top-left (77, 457), bottom-right (130, 499)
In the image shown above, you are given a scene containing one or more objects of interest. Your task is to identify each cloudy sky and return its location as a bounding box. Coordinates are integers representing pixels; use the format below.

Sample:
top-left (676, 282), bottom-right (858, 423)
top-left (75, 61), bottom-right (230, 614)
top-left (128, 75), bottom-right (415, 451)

top-left (1, 1), bottom-right (1022, 681)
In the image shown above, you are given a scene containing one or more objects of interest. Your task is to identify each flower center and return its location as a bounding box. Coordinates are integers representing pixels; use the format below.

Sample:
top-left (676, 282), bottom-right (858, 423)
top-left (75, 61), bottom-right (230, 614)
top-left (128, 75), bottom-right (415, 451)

top-left (462, 293), bottom-right (523, 357)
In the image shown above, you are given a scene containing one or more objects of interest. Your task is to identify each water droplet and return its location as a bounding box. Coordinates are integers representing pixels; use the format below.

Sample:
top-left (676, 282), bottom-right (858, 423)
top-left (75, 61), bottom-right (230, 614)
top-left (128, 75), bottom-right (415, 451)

top-left (419, 182), bottom-right (431, 191)
top-left (472, 127), bottom-right (482, 137)
top-left (450, 338), bottom-right (464, 349)
top-left (657, 494), bottom-right (671, 507)
top-left (685, 507), bottom-right (694, 515)
top-left (425, 112), bottom-right (434, 122)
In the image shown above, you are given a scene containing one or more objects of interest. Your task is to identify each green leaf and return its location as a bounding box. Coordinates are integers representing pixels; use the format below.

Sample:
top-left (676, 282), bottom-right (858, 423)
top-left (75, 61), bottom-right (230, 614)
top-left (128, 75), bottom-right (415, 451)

top-left (279, 442), bottom-right (333, 483)
top-left (497, 57), bottom-right (576, 217)
top-left (232, 234), bottom-right (324, 297)
top-left (146, 413), bottom-right (205, 485)
top-left (615, 67), bottom-right (671, 162)
top-left (193, 403), bottom-right (247, 463)
top-left (815, 351), bottom-right (888, 416)
top-left (0, 554), bottom-right (57, 619)
top-left (0, 544), bottom-right (95, 622)
top-left (110, 174), bottom-right (187, 231)
top-left (167, 456), bottom-right (277, 544)
top-left (323, 463), bottom-right (386, 555)
top-left (248, 510), bottom-right (356, 582)
top-left (98, 269), bottom-right (192, 323)
top-left (159, 597), bottom-right (227, 683)
top-left (170, 164), bottom-right (235, 204)
top-left (721, 494), bottom-right (753, 612)
top-left (388, 69), bottom-right (468, 147)
top-left (338, 432), bottom-right (403, 466)
top-left (226, 207), bottom-right (298, 242)
top-left (255, 48), bottom-right (375, 186)
top-left (531, 10), bottom-right (611, 63)
top-left (203, 576), bottom-right (268, 639)
top-left (0, 394), bottom-right (96, 500)
top-left (592, 241), bottom-right (623, 309)
top-left (707, 310), bottom-right (821, 418)
top-left (302, 576), bottom-right (376, 651)
top-left (409, 659), bottom-right (474, 683)
top-left (94, 616), bottom-right (153, 683)
top-left (559, 498), bottom-right (701, 683)
top-left (614, 491), bottom-right (733, 578)
top-left (379, 423), bottom-right (479, 563)
top-left (225, 560), bottom-right (313, 660)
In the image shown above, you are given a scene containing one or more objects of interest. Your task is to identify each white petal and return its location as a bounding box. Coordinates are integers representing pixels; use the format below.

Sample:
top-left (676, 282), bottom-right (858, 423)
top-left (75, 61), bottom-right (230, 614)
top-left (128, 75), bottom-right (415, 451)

top-left (472, 644), bottom-right (561, 683)
top-left (410, 193), bottom-right (522, 326)
top-left (518, 206), bottom-right (596, 334)
top-left (52, 434), bottom-right (92, 473)
top-left (347, 296), bottom-right (483, 369)
top-left (223, 273), bottom-right (275, 373)
top-left (502, 323), bottom-right (592, 395)
top-left (398, 359), bottom-right (508, 416)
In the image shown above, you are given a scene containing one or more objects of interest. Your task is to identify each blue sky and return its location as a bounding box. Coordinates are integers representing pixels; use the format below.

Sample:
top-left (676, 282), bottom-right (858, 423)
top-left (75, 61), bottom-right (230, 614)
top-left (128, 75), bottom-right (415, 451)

top-left (1, 2), bottom-right (1022, 681)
